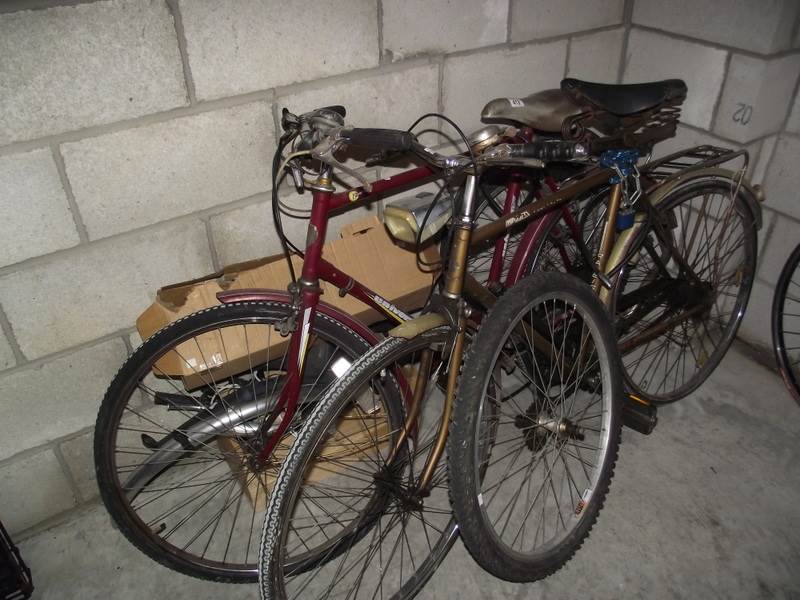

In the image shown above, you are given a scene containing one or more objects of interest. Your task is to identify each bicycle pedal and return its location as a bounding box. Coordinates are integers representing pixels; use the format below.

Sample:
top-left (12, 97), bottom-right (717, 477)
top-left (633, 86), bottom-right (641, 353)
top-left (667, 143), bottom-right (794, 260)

top-left (621, 393), bottom-right (658, 435)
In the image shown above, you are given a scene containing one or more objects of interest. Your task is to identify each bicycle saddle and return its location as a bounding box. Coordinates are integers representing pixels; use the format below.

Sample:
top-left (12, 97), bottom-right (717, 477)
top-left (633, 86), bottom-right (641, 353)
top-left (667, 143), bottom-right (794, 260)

top-left (561, 78), bottom-right (687, 116)
top-left (480, 89), bottom-right (582, 132)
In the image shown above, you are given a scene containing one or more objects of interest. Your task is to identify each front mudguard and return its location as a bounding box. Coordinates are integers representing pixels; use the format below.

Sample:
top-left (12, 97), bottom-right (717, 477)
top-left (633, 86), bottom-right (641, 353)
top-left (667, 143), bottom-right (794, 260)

top-left (388, 312), bottom-right (449, 339)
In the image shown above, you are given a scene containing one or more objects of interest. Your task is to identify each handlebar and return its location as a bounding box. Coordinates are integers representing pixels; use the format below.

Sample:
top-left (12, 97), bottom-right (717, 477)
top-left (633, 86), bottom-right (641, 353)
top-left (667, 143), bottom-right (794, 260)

top-left (281, 105), bottom-right (592, 193)
top-left (515, 140), bottom-right (588, 161)
top-left (342, 128), bottom-right (415, 152)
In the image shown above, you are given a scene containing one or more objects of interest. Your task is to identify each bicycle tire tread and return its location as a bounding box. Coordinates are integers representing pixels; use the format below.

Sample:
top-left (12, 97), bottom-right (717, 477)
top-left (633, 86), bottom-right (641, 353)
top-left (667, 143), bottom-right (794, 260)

top-left (448, 272), bottom-right (622, 582)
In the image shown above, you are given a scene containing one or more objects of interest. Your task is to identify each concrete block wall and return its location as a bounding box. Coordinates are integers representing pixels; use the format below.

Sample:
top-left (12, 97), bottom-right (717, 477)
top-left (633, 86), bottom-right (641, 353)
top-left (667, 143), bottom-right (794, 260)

top-left (0, 0), bottom-right (797, 536)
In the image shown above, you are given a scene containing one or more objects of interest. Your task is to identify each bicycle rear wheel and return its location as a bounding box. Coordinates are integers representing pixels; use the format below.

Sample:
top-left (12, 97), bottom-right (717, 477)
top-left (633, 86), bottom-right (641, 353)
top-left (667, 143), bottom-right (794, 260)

top-left (613, 179), bottom-right (756, 403)
top-left (448, 272), bottom-right (622, 582)
top-left (772, 242), bottom-right (800, 405)
top-left (259, 327), bottom-right (457, 600)
top-left (95, 301), bottom-right (377, 582)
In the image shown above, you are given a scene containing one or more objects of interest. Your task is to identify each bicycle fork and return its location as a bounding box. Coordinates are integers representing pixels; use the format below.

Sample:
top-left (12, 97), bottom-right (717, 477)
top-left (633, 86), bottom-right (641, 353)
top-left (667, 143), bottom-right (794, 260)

top-left (384, 173), bottom-right (479, 493)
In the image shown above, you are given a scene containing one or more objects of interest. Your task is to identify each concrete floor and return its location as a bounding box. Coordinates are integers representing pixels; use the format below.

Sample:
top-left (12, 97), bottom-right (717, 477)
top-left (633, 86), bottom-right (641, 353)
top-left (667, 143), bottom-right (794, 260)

top-left (17, 343), bottom-right (800, 599)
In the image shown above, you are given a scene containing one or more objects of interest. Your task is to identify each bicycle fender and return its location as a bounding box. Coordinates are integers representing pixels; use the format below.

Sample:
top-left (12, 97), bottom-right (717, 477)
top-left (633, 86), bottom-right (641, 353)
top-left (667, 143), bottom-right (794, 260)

top-left (216, 288), bottom-right (381, 347)
top-left (647, 167), bottom-right (763, 230)
top-left (388, 313), bottom-right (448, 339)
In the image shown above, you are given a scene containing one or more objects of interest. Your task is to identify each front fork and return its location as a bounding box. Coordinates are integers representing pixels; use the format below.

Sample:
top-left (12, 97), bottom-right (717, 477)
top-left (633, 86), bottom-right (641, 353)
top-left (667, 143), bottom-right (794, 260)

top-left (254, 175), bottom-right (333, 467)
top-left (385, 174), bottom-right (478, 493)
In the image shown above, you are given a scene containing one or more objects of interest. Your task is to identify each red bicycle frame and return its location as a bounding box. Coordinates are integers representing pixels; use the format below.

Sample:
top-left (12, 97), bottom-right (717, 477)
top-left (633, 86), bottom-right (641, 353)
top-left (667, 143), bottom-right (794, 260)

top-left (236, 156), bottom-right (591, 464)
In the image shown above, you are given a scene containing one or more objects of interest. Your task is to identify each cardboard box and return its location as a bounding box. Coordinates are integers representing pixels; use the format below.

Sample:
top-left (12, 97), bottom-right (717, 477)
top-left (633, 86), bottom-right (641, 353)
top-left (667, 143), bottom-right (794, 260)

top-left (136, 216), bottom-right (437, 388)
top-left (218, 404), bottom-right (390, 511)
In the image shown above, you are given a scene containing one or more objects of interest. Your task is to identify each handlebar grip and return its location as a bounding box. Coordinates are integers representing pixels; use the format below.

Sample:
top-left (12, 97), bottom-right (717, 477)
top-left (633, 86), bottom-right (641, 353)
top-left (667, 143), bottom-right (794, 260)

top-left (344, 128), bottom-right (414, 152)
top-left (515, 141), bottom-right (585, 161)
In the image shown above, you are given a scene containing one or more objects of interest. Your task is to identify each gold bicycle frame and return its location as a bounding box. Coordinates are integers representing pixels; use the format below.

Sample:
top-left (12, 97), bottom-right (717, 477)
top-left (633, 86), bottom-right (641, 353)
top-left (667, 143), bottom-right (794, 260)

top-left (386, 168), bottom-right (624, 492)
top-left (382, 158), bottom-right (740, 492)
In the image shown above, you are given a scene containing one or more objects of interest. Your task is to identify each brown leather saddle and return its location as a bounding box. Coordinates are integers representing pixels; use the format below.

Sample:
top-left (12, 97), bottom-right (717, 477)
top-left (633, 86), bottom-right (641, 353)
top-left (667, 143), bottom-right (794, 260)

top-left (481, 78), bottom-right (687, 152)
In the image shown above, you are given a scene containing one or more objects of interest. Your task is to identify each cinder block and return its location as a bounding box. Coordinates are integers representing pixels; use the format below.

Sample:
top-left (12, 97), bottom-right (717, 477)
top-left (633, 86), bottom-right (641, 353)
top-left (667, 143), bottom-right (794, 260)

top-left (623, 29), bottom-right (727, 130)
top-left (713, 54), bottom-right (800, 143)
top-left (443, 41), bottom-right (568, 132)
top-left (60, 430), bottom-right (97, 502)
top-left (62, 102), bottom-right (273, 240)
top-left (0, 450), bottom-right (76, 534)
top-left (0, 330), bottom-right (14, 371)
top-left (129, 331), bottom-right (143, 350)
top-left (751, 135), bottom-right (778, 186)
top-left (652, 124), bottom-right (754, 161)
top-left (764, 135), bottom-right (800, 221)
top-left (758, 213), bottom-right (800, 286)
top-left (0, 0), bottom-right (186, 145)
top-left (0, 220), bottom-right (213, 360)
top-left (786, 92), bottom-right (800, 135)
top-left (567, 28), bottom-right (625, 84)
top-left (209, 189), bottom-right (377, 266)
top-left (0, 338), bottom-right (127, 462)
top-left (632, 0), bottom-right (800, 55)
top-left (510, 0), bottom-right (623, 41)
top-left (0, 149), bottom-right (80, 267)
top-left (278, 66), bottom-right (439, 134)
top-left (757, 209), bottom-right (776, 270)
top-left (737, 279), bottom-right (775, 350)
top-left (179, 0), bottom-right (378, 101)
top-left (382, 0), bottom-right (507, 60)
top-left (209, 200), bottom-right (299, 266)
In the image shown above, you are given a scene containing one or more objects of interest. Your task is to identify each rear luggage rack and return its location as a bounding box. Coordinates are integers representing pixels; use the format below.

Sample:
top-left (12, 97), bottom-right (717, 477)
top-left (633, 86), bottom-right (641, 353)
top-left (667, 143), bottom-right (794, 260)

top-left (0, 520), bottom-right (33, 600)
top-left (641, 145), bottom-right (749, 185)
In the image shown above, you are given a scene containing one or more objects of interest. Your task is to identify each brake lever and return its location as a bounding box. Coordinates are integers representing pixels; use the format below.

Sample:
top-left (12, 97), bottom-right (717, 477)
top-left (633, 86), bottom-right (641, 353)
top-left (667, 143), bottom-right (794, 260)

top-left (288, 162), bottom-right (305, 193)
top-left (311, 132), bottom-right (374, 192)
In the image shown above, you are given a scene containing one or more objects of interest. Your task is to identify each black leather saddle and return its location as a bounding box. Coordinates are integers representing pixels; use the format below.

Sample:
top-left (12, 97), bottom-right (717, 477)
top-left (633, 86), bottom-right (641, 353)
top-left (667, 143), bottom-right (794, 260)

top-left (561, 78), bottom-right (687, 116)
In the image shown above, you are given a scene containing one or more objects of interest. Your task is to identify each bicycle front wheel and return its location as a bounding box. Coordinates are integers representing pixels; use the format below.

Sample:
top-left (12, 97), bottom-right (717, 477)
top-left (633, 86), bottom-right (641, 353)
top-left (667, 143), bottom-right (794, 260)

top-left (259, 327), bottom-right (458, 600)
top-left (449, 272), bottom-right (622, 582)
top-left (95, 301), bottom-right (376, 582)
top-left (773, 242), bottom-right (800, 405)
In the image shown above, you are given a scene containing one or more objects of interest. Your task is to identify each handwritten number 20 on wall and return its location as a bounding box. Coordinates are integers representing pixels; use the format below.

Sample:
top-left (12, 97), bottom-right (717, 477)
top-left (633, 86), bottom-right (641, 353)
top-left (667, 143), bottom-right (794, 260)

top-left (732, 102), bottom-right (753, 126)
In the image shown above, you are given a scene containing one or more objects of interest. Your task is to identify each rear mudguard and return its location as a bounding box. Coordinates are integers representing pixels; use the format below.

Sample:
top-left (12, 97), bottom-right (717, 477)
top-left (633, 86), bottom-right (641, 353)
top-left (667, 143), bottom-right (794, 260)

top-left (216, 288), bottom-right (381, 348)
top-left (647, 167), bottom-right (763, 230)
